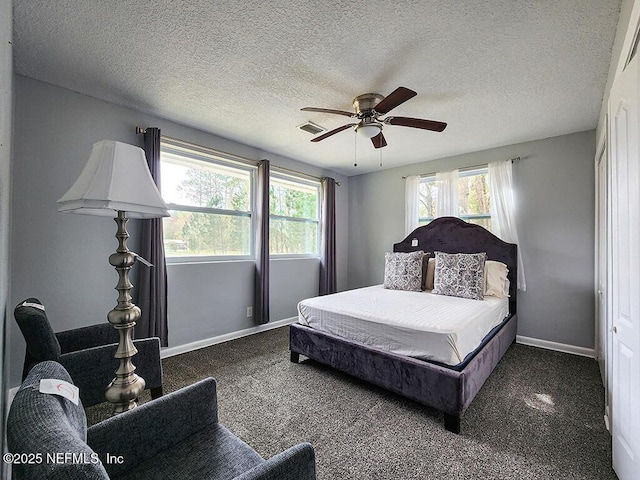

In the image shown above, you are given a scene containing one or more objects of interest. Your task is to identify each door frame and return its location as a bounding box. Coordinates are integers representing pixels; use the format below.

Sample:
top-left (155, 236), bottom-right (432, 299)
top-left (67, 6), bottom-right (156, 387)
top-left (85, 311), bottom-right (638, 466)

top-left (594, 127), bottom-right (609, 425)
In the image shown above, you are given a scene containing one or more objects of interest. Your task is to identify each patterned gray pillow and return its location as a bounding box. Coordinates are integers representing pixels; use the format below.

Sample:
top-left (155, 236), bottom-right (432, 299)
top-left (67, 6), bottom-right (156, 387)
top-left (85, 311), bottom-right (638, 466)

top-left (432, 251), bottom-right (487, 300)
top-left (383, 251), bottom-right (424, 291)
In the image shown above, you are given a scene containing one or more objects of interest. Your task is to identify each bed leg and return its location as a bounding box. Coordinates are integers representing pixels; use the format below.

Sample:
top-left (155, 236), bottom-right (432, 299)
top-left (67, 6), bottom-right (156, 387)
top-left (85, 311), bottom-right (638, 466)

top-left (444, 413), bottom-right (461, 434)
top-left (290, 351), bottom-right (300, 363)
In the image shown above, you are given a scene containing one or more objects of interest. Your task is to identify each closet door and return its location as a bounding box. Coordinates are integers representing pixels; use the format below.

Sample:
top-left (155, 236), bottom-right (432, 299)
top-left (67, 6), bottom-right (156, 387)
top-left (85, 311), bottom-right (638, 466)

top-left (609, 53), bottom-right (640, 480)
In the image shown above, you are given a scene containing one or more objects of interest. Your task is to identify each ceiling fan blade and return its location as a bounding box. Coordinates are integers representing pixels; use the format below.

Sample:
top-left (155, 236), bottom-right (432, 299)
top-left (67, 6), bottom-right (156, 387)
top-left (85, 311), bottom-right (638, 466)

top-left (374, 87), bottom-right (417, 115)
top-left (301, 107), bottom-right (354, 117)
top-left (371, 132), bottom-right (387, 149)
top-left (386, 116), bottom-right (447, 132)
top-left (310, 123), bottom-right (356, 142)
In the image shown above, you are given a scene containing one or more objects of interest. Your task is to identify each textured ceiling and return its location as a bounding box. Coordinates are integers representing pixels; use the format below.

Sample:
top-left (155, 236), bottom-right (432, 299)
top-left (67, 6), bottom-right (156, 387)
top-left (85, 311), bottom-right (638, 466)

top-left (13, 0), bottom-right (620, 176)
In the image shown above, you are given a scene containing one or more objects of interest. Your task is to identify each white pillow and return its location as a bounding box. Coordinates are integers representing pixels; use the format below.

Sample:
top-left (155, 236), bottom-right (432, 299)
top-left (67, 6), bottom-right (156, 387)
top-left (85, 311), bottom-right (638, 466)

top-left (425, 257), bottom-right (436, 290)
top-left (484, 260), bottom-right (509, 298)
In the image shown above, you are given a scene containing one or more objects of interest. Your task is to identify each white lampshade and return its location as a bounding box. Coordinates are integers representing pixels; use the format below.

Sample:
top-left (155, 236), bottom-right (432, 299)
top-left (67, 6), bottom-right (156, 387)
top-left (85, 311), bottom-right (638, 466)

top-left (356, 123), bottom-right (381, 138)
top-left (57, 140), bottom-right (169, 219)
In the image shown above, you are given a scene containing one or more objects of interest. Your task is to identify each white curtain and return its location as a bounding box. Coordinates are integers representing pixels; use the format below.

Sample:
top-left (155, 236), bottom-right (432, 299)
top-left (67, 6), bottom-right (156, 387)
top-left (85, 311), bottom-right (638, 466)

top-left (489, 159), bottom-right (526, 290)
top-left (404, 175), bottom-right (420, 236)
top-left (435, 169), bottom-right (458, 217)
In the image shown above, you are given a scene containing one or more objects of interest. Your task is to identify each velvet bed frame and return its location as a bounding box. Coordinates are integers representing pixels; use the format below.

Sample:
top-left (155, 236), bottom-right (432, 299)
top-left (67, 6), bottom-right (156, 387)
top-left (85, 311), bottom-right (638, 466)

top-left (289, 217), bottom-right (518, 433)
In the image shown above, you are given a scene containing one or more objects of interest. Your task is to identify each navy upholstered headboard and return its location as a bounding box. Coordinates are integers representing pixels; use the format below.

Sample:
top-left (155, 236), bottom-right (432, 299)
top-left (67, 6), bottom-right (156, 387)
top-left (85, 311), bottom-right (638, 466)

top-left (393, 217), bottom-right (517, 314)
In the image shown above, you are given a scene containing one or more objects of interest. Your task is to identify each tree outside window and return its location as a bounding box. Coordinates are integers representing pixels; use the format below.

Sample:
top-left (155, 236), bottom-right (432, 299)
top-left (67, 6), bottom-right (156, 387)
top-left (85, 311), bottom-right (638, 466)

top-left (269, 175), bottom-right (320, 256)
top-left (418, 167), bottom-right (491, 230)
top-left (160, 145), bottom-right (253, 259)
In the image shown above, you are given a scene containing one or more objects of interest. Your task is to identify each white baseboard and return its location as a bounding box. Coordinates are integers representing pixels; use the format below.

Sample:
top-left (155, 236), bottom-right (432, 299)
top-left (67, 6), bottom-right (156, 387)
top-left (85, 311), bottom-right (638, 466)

top-left (160, 317), bottom-right (297, 359)
top-left (516, 335), bottom-right (596, 358)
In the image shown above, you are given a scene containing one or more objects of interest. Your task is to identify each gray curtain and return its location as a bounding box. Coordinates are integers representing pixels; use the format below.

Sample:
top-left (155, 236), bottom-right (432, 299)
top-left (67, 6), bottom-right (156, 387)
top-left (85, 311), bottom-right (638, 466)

top-left (255, 159), bottom-right (270, 324)
top-left (136, 127), bottom-right (169, 346)
top-left (320, 177), bottom-right (337, 295)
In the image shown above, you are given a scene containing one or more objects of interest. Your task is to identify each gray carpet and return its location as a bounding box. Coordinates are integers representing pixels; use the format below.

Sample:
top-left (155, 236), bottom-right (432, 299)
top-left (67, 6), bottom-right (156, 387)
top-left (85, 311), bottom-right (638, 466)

top-left (88, 327), bottom-right (616, 479)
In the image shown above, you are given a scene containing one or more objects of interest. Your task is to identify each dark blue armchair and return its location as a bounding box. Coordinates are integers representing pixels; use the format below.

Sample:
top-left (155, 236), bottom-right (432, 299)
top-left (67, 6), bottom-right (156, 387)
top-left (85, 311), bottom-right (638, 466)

top-left (7, 361), bottom-right (317, 480)
top-left (14, 298), bottom-right (163, 407)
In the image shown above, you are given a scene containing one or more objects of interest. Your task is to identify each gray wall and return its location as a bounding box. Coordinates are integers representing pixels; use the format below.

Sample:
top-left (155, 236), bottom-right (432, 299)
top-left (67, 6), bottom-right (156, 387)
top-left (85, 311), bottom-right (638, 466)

top-left (8, 75), bottom-right (349, 386)
top-left (1, 0), bottom-right (13, 457)
top-left (7, 73), bottom-right (597, 388)
top-left (348, 130), bottom-right (596, 349)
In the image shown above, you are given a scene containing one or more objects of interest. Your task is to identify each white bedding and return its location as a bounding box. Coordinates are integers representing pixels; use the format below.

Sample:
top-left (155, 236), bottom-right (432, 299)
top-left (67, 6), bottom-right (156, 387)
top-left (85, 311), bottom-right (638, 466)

top-left (297, 285), bottom-right (509, 366)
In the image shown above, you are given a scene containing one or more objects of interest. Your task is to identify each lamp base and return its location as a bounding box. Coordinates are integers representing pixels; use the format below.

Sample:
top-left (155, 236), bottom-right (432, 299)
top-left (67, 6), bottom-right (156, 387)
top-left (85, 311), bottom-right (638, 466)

top-left (104, 318), bottom-right (146, 413)
top-left (105, 366), bottom-right (146, 413)
top-left (105, 211), bottom-right (146, 413)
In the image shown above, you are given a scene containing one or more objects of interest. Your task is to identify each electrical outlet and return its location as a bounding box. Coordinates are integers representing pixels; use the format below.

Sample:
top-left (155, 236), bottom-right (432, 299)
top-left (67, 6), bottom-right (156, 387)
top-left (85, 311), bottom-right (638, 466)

top-left (246, 306), bottom-right (253, 318)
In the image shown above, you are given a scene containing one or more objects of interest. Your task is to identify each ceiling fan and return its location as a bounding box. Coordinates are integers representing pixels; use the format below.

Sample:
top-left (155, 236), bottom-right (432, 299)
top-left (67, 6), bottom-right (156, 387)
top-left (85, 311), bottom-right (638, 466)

top-left (301, 87), bottom-right (447, 149)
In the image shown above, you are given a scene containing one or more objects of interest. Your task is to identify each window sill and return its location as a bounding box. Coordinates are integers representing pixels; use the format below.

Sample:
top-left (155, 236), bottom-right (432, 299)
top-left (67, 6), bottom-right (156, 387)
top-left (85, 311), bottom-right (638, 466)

top-left (270, 255), bottom-right (320, 261)
top-left (165, 255), bottom-right (321, 266)
top-left (165, 257), bottom-right (254, 266)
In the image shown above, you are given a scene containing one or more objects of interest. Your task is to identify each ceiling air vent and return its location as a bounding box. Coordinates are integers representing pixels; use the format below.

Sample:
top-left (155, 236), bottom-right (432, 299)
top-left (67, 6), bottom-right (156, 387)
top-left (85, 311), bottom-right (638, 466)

top-left (297, 121), bottom-right (325, 135)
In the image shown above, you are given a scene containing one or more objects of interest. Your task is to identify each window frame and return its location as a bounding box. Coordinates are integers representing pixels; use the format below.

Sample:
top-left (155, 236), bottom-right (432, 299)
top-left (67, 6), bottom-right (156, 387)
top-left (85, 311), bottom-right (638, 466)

top-left (418, 166), bottom-right (491, 226)
top-left (268, 171), bottom-right (321, 258)
top-left (160, 140), bottom-right (256, 263)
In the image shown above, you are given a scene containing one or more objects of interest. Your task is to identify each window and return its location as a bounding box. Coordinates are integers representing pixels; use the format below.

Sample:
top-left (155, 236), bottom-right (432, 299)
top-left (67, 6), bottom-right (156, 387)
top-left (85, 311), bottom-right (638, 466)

top-left (418, 167), bottom-right (491, 230)
top-left (160, 141), bottom-right (254, 260)
top-left (269, 173), bottom-right (320, 256)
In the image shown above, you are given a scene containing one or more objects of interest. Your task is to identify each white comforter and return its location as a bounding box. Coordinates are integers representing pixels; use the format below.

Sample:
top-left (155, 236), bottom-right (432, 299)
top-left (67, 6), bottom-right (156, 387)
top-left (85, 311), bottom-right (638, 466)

top-left (297, 285), bottom-right (509, 366)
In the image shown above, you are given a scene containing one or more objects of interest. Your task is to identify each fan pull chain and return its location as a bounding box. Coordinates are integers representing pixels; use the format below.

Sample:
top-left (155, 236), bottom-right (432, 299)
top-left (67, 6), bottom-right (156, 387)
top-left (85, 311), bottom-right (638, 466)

top-left (379, 147), bottom-right (383, 167)
top-left (354, 131), bottom-right (358, 167)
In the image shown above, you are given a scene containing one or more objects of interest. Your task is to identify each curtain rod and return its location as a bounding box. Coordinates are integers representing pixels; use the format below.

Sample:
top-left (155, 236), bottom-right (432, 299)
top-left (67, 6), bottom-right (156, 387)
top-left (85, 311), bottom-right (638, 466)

top-left (136, 128), bottom-right (257, 167)
top-left (401, 156), bottom-right (521, 179)
top-left (271, 164), bottom-right (342, 186)
top-left (136, 126), bottom-right (341, 186)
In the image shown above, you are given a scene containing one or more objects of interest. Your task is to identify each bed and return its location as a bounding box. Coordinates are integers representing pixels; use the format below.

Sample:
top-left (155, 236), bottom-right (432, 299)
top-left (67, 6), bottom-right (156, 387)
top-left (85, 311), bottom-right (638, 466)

top-left (289, 216), bottom-right (518, 433)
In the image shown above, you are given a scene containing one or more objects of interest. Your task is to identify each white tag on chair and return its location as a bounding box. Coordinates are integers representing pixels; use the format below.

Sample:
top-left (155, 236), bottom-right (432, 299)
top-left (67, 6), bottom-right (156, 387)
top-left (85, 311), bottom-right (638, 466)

top-left (39, 379), bottom-right (79, 405)
top-left (21, 301), bottom-right (45, 311)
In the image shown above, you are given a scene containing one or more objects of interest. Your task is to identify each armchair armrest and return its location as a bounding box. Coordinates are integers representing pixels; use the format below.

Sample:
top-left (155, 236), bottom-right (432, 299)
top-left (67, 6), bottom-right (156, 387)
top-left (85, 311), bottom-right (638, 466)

top-left (87, 378), bottom-right (218, 479)
top-left (59, 337), bottom-right (163, 407)
top-left (56, 323), bottom-right (118, 353)
top-left (234, 443), bottom-right (316, 480)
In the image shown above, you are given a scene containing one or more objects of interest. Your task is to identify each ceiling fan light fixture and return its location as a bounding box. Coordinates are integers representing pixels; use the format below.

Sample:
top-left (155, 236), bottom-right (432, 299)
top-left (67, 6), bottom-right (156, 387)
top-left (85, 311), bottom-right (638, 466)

top-left (302, 86), bottom-right (447, 149)
top-left (355, 123), bottom-right (381, 138)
